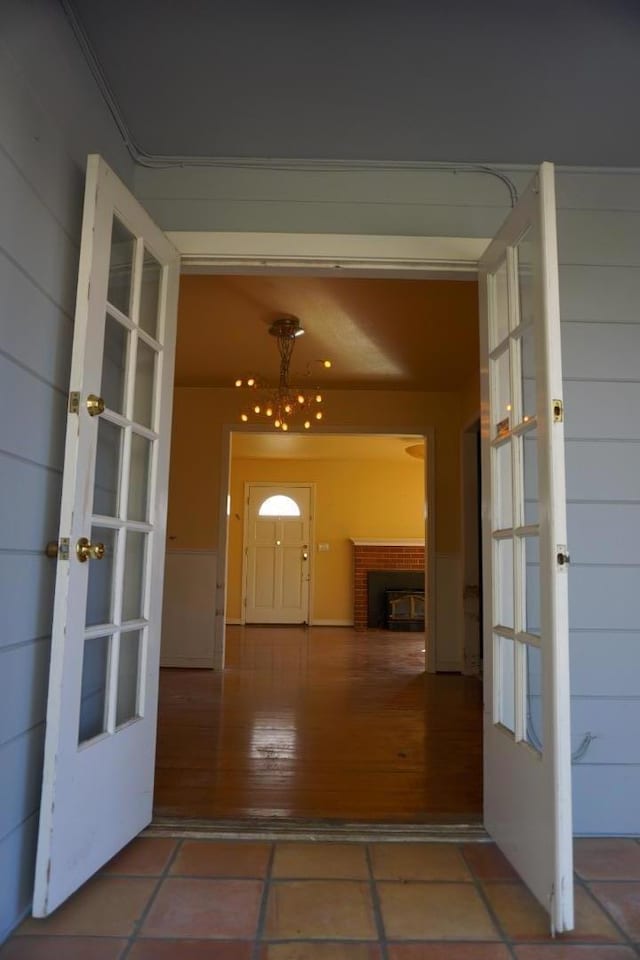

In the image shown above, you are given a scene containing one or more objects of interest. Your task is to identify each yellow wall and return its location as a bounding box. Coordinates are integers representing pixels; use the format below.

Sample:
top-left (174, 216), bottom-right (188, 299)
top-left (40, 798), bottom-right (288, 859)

top-left (227, 456), bottom-right (425, 621)
top-left (167, 386), bottom-right (464, 556)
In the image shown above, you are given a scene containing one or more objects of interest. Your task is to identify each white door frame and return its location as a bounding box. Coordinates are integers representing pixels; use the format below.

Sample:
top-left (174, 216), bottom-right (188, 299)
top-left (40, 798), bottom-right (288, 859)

top-left (170, 232), bottom-right (485, 672)
top-left (241, 480), bottom-right (316, 624)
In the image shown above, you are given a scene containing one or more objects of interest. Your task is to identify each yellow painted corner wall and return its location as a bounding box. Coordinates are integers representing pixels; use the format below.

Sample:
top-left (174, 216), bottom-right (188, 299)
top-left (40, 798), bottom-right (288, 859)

top-left (227, 456), bottom-right (425, 622)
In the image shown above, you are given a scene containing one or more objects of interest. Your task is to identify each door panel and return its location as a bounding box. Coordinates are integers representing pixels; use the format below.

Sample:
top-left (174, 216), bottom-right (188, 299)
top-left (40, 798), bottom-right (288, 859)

top-left (480, 162), bottom-right (573, 933)
top-left (244, 484), bottom-right (311, 624)
top-left (33, 156), bottom-right (179, 916)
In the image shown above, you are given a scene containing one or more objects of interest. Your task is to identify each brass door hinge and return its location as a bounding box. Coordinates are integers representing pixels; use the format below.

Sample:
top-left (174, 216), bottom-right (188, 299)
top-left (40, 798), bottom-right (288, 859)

top-left (552, 399), bottom-right (564, 423)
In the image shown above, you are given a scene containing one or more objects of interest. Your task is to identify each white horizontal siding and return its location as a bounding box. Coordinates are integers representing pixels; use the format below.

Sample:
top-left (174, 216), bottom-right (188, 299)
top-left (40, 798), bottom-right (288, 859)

top-left (559, 265), bottom-right (640, 324)
top-left (562, 322), bottom-right (640, 381)
top-left (564, 380), bottom-right (640, 441)
top-left (0, 814), bottom-right (38, 943)
top-left (0, 726), bottom-right (45, 843)
top-left (141, 196), bottom-right (506, 238)
top-left (0, 639), bottom-right (50, 746)
top-left (572, 766), bottom-right (640, 835)
top-left (0, 556), bottom-right (57, 647)
top-left (565, 441), bottom-right (640, 502)
top-left (0, 355), bottom-right (68, 471)
top-left (567, 503), bottom-right (640, 566)
top-left (557, 209), bottom-right (640, 266)
top-left (0, 253), bottom-right (73, 390)
top-left (569, 566), bottom-right (640, 632)
top-left (0, 454), bottom-right (62, 552)
top-left (570, 632), bottom-right (640, 698)
top-left (571, 698), bottom-right (640, 765)
top-left (0, 0), bottom-right (134, 937)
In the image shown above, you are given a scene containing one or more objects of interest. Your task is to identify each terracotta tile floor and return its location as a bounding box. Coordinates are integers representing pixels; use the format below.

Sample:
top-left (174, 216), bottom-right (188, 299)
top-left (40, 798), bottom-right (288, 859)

top-left (3, 837), bottom-right (640, 958)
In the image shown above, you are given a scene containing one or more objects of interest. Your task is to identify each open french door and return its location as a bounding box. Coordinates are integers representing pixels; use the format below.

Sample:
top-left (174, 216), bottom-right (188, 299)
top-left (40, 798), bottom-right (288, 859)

top-left (480, 162), bottom-right (573, 933)
top-left (33, 156), bottom-right (179, 916)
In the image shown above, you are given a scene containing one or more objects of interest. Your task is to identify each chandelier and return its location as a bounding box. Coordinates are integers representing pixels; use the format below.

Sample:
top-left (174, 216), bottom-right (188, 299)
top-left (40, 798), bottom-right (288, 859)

top-left (234, 317), bottom-right (331, 431)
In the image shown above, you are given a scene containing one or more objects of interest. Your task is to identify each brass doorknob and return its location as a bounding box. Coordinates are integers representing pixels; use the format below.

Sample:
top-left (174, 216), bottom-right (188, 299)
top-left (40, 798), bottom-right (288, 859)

top-left (86, 394), bottom-right (105, 417)
top-left (76, 537), bottom-right (106, 562)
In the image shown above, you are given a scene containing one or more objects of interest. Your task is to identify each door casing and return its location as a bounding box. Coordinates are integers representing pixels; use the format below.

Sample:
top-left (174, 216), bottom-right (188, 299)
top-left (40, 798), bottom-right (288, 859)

top-left (173, 231), bottom-right (485, 671)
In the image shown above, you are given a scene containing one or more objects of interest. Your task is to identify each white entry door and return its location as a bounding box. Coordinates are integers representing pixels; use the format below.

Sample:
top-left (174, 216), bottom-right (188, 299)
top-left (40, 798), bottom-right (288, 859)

top-left (479, 162), bottom-right (573, 932)
top-left (33, 156), bottom-right (179, 915)
top-left (244, 484), bottom-right (312, 623)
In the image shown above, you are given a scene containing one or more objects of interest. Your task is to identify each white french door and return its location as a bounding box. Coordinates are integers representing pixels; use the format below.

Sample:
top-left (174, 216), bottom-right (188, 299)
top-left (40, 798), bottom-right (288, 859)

top-left (33, 156), bottom-right (179, 916)
top-left (244, 483), bottom-right (312, 623)
top-left (479, 162), bottom-right (573, 932)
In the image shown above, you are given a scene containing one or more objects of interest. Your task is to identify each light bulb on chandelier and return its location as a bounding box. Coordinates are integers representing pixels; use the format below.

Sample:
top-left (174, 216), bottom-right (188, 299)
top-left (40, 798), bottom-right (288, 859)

top-left (234, 317), bottom-right (331, 430)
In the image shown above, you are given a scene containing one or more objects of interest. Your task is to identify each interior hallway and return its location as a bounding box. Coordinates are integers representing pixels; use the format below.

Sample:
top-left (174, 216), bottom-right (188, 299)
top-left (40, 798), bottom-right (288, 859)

top-left (154, 625), bottom-right (483, 822)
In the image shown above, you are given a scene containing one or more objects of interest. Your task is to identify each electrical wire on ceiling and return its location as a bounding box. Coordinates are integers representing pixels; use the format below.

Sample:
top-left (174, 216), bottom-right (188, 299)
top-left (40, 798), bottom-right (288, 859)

top-left (61, 0), bottom-right (518, 208)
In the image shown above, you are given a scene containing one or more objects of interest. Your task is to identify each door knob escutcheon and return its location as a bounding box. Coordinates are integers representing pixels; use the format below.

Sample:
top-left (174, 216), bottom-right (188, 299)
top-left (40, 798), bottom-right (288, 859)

top-left (76, 537), bottom-right (106, 562)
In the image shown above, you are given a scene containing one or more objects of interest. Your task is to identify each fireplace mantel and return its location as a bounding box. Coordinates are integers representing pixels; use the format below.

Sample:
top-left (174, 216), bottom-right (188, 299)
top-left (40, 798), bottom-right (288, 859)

top-left (350, 538), bottom-right (425, 547)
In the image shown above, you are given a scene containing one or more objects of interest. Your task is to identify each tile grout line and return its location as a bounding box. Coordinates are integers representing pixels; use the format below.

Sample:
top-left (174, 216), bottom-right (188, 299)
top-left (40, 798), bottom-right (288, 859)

top-left (119, 836), bottom-right (185, 960)
top-left (458, 842), bottom-right (519, 960)
top-left (251, 840), bottom-right (276, 959)
top-left (576, 874), bottom-right (640, 955)
top-left (365, 842), bottom-right (389, 960)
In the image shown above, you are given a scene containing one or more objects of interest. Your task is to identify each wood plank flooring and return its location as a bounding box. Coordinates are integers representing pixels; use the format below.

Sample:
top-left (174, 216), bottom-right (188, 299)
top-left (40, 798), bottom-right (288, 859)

top-left (154, 625), bottom-right (482, 822)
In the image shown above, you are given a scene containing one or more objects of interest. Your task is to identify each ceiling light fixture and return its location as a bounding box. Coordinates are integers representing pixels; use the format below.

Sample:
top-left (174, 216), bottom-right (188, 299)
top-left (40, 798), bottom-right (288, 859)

top-left (235, 317), bottom-right (331, 430)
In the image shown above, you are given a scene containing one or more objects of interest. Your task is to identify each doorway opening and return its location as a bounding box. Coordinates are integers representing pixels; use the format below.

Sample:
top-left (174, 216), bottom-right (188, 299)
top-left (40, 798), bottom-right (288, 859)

top-left (154, 270), bottom-right (483, 824)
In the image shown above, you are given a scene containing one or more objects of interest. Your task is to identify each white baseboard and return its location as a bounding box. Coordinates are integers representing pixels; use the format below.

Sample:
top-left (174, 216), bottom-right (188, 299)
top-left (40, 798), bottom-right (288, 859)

top-left (309, 619), bottom-right (354, 627)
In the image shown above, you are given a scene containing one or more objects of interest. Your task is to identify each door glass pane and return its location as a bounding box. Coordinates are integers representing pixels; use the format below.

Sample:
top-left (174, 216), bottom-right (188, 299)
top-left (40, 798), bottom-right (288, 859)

top-left (102, 315), bottom-right (128, 414)
top-left (93, 419), bottom-right (122, 518)
top-left (128, 433), bottom-right (152, 521)
top-left (525, 642), bottom-right (543, 753)
top-left (122, 531), bottom-right (146, 621)
top-left (495, 538), bottom-right (514, 628)
top-left (516, 227), bottom-right (535, 327)
top-left (491, 259), bottom-right (509, 348)
top-left (107, 217), bottom-right (135, 316)
top-left (523, 427), bottom-right (539, 525)
top-left (518, 325), bottom-right (536, 423)
top-left (133, 339), bottom-right (156, 428)
top-left (139, 249), bottom-right (161, 338)
top-left (78, 634), bottom-right (110, 744)
top-left (524, 535), bottom-right (541, 636)
top-left (116, 629), bottom-right (141, 726)
top-left (492, 347), bottom-right (511, 439)
top-left (497, 634), bottom-right (515, 732)
top-left (85, 526), bottom-right (117, 627)
top-left (493, 441), bottom-right (513, 530)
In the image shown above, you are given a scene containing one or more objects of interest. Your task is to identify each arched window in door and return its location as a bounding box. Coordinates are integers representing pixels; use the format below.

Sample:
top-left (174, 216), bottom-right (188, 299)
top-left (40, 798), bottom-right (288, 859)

top-left (258, 494), bottom-right (301, 517)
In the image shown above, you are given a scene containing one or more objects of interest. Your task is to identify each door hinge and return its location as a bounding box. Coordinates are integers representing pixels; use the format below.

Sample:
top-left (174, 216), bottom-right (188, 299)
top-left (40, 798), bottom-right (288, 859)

top-left (68, 391), bottom-right (80, 414)
top-left (557, 545), bottom-right (570, 567)
top-left (552, 399), bottom-right (564, 423)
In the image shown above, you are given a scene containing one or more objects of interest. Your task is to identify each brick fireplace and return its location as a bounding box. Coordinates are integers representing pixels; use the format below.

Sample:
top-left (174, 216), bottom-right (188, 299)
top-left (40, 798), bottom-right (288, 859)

top-left (351, 539), bottom-right (425, 630)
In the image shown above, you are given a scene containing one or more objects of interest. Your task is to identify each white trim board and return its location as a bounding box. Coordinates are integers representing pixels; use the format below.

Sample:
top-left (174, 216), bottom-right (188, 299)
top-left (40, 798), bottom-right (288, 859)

top-left (170, 232), bottom-right (489, 276)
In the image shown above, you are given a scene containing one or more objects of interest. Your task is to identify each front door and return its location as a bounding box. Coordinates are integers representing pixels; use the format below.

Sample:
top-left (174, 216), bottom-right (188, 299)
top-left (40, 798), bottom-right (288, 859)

top-left (479, 162), bottom-right (573, 932)
top-left (33, 156), bottom-right (179, 916)
top-left (244, 483), bottom-right (312, 623)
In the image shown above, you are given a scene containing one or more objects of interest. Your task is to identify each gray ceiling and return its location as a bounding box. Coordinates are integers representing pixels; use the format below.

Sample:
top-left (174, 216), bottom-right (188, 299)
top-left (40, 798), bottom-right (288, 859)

top-left (67, 0), bottom-right (640, 167)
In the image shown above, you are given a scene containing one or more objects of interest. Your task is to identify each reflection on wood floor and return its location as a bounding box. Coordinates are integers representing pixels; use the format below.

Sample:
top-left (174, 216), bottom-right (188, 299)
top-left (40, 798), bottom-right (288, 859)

top-left (154, 625), bottom-right (482, 822)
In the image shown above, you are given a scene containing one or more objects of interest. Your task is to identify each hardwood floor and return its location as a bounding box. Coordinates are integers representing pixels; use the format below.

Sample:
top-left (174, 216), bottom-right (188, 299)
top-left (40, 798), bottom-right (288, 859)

top-left (154, 625), bottom-right (482, 822)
